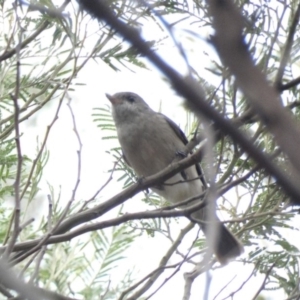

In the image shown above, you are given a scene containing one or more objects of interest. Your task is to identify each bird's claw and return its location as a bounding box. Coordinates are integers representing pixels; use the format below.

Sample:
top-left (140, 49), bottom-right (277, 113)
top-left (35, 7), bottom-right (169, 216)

top-left (176, 150), bottom-right (187, 158)
top-left (137, 176), bottom-right (150, 194)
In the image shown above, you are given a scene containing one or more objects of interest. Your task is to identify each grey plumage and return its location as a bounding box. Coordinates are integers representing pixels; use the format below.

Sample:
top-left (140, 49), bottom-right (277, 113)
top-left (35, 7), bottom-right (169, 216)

top-left (106, 91), bottom-right (243, 264)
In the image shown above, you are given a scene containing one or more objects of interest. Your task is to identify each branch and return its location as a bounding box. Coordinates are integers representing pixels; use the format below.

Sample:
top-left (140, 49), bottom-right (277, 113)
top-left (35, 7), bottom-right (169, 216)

top-left (10, 96), bottom-right (83, 264)
top-left (183, 259), bottom-right (214, 300)
top-left (3, 190), bottom-right (205, 257)
top-left (218, 263), bottom-right (257, 300)
top-left (4, 155), bottom-right (281, 260)
top-left (145, 228), bottom-right (201, 300)
top-left (275, 1), bottom-right (300, 87)
top-left (0, 0), bottom-right (70, 62)
top-left (251, 261), bottom-right (277, 300)
top-left (279, 76), bottom-right (300, 91)
top-left (207, 0), bottom-right (300, 179)
top-left (125, 223), bottom-right (195, 300)
top-left (53, 140), bottom-right (206, 235)
top-left (0, 259), bottom-right (80, 300)
top-left (0, 21), bottom-right (49, 62)
top-left (4, 17), bottom-right (23, 256)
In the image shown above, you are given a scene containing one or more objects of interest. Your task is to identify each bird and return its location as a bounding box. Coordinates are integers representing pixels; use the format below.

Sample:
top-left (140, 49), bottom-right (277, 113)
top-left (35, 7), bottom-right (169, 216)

top-left (106, 91), bottom-right (243, 264)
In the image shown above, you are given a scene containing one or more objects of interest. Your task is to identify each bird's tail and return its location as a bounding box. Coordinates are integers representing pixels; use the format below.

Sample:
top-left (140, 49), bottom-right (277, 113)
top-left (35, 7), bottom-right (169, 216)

top-left (211, 222), bottom-right (243, 264)
top-left (191, 210), bottom-right (243, 264)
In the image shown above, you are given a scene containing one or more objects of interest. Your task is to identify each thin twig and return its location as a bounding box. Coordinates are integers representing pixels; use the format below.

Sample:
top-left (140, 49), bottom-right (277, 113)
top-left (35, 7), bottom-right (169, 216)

top-left (0, 0), bottom-right (71, 62)
top-left (19, 218), bottom-right (35, 232)
top-left (28, 246), bottom-right (46, 284)
top-left (183, 259), bottom-right (215, 300)
top-left (275, 0), bottom-right (300, 87)
top-left (219, 263), bottom-right (257, 300)
top-left (0, 184), bottom-right (288, 256)
top-left (66, 94), bottom-right (83, 202)
top-left (145, 227), bottom-right (201, 300)
top-left (212, 274), bottom-right (237, 300)
top-left (47, 194), bottom-right (53, 231)
top-left (4, 7), bottom-right (23, 256)
top-left (78, 159), bottom-right (120, 212)
top-left (18, 248), bottom-right (41, 278)
top-left (119, 261), bottom-right (187, 300)
top-left (126, 223), bottom-right (195, 300)
top-left (9, 95), bottom-right (82, 264)
top-left (251, 261), bottom-right (277, 300)
top-left (21, 1), bottom-right (66, 18)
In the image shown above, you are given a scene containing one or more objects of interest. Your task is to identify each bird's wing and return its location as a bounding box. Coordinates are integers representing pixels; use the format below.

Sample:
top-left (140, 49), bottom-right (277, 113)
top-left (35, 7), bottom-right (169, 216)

top-left (160, 113), bottom-right (189, 145)
top-left (161, 113), bottom-right (207, 188)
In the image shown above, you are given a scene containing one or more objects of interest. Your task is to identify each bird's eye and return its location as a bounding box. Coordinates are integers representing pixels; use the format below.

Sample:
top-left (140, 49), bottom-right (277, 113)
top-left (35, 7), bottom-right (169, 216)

top-left (126, 95), bottom-right (135, 103)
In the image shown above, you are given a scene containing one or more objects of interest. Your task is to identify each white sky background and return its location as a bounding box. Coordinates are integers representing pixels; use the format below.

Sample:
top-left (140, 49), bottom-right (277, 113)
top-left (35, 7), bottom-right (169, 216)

top-left (14, 2), bottom-right (298, 299)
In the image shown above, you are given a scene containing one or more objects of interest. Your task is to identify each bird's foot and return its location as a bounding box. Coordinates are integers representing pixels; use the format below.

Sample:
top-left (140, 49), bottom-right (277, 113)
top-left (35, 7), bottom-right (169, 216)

top-left (175, 150), bottom-right (187, 158)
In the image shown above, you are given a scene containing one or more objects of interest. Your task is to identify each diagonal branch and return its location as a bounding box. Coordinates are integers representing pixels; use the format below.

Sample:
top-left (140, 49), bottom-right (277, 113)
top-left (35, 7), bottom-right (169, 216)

top-left (207, 0), bottom-right (300, 175)
top-left (279, 75), bottom-right (300, 91)
top-left (0, 258), bottom-right (80, 300)
top-left (125, 223), bottom-right (195, 300)
top-left (0, 0), bottom-right (71, 62)
top-left (0, 22), bottom-right (49, 62)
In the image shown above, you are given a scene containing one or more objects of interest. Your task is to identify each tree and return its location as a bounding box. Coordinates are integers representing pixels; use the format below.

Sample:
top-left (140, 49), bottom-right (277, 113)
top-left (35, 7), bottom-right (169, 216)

top-left (0, 0), bottom-right (300, 299)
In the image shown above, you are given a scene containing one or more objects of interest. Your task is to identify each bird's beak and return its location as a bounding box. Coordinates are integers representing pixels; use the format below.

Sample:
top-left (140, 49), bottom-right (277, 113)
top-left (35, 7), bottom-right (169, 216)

top-left (106, 93), bottom-right (121, 105)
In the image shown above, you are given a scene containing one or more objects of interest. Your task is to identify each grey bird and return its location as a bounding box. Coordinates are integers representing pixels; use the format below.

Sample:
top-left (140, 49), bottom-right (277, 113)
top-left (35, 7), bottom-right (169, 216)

top-left (106, 91), bottom-right (243, 264)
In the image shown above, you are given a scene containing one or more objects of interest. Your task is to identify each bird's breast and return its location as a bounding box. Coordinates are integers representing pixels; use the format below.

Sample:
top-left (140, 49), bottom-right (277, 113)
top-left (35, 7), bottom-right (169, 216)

top-left (117, 118), bottom-right (180, 177)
